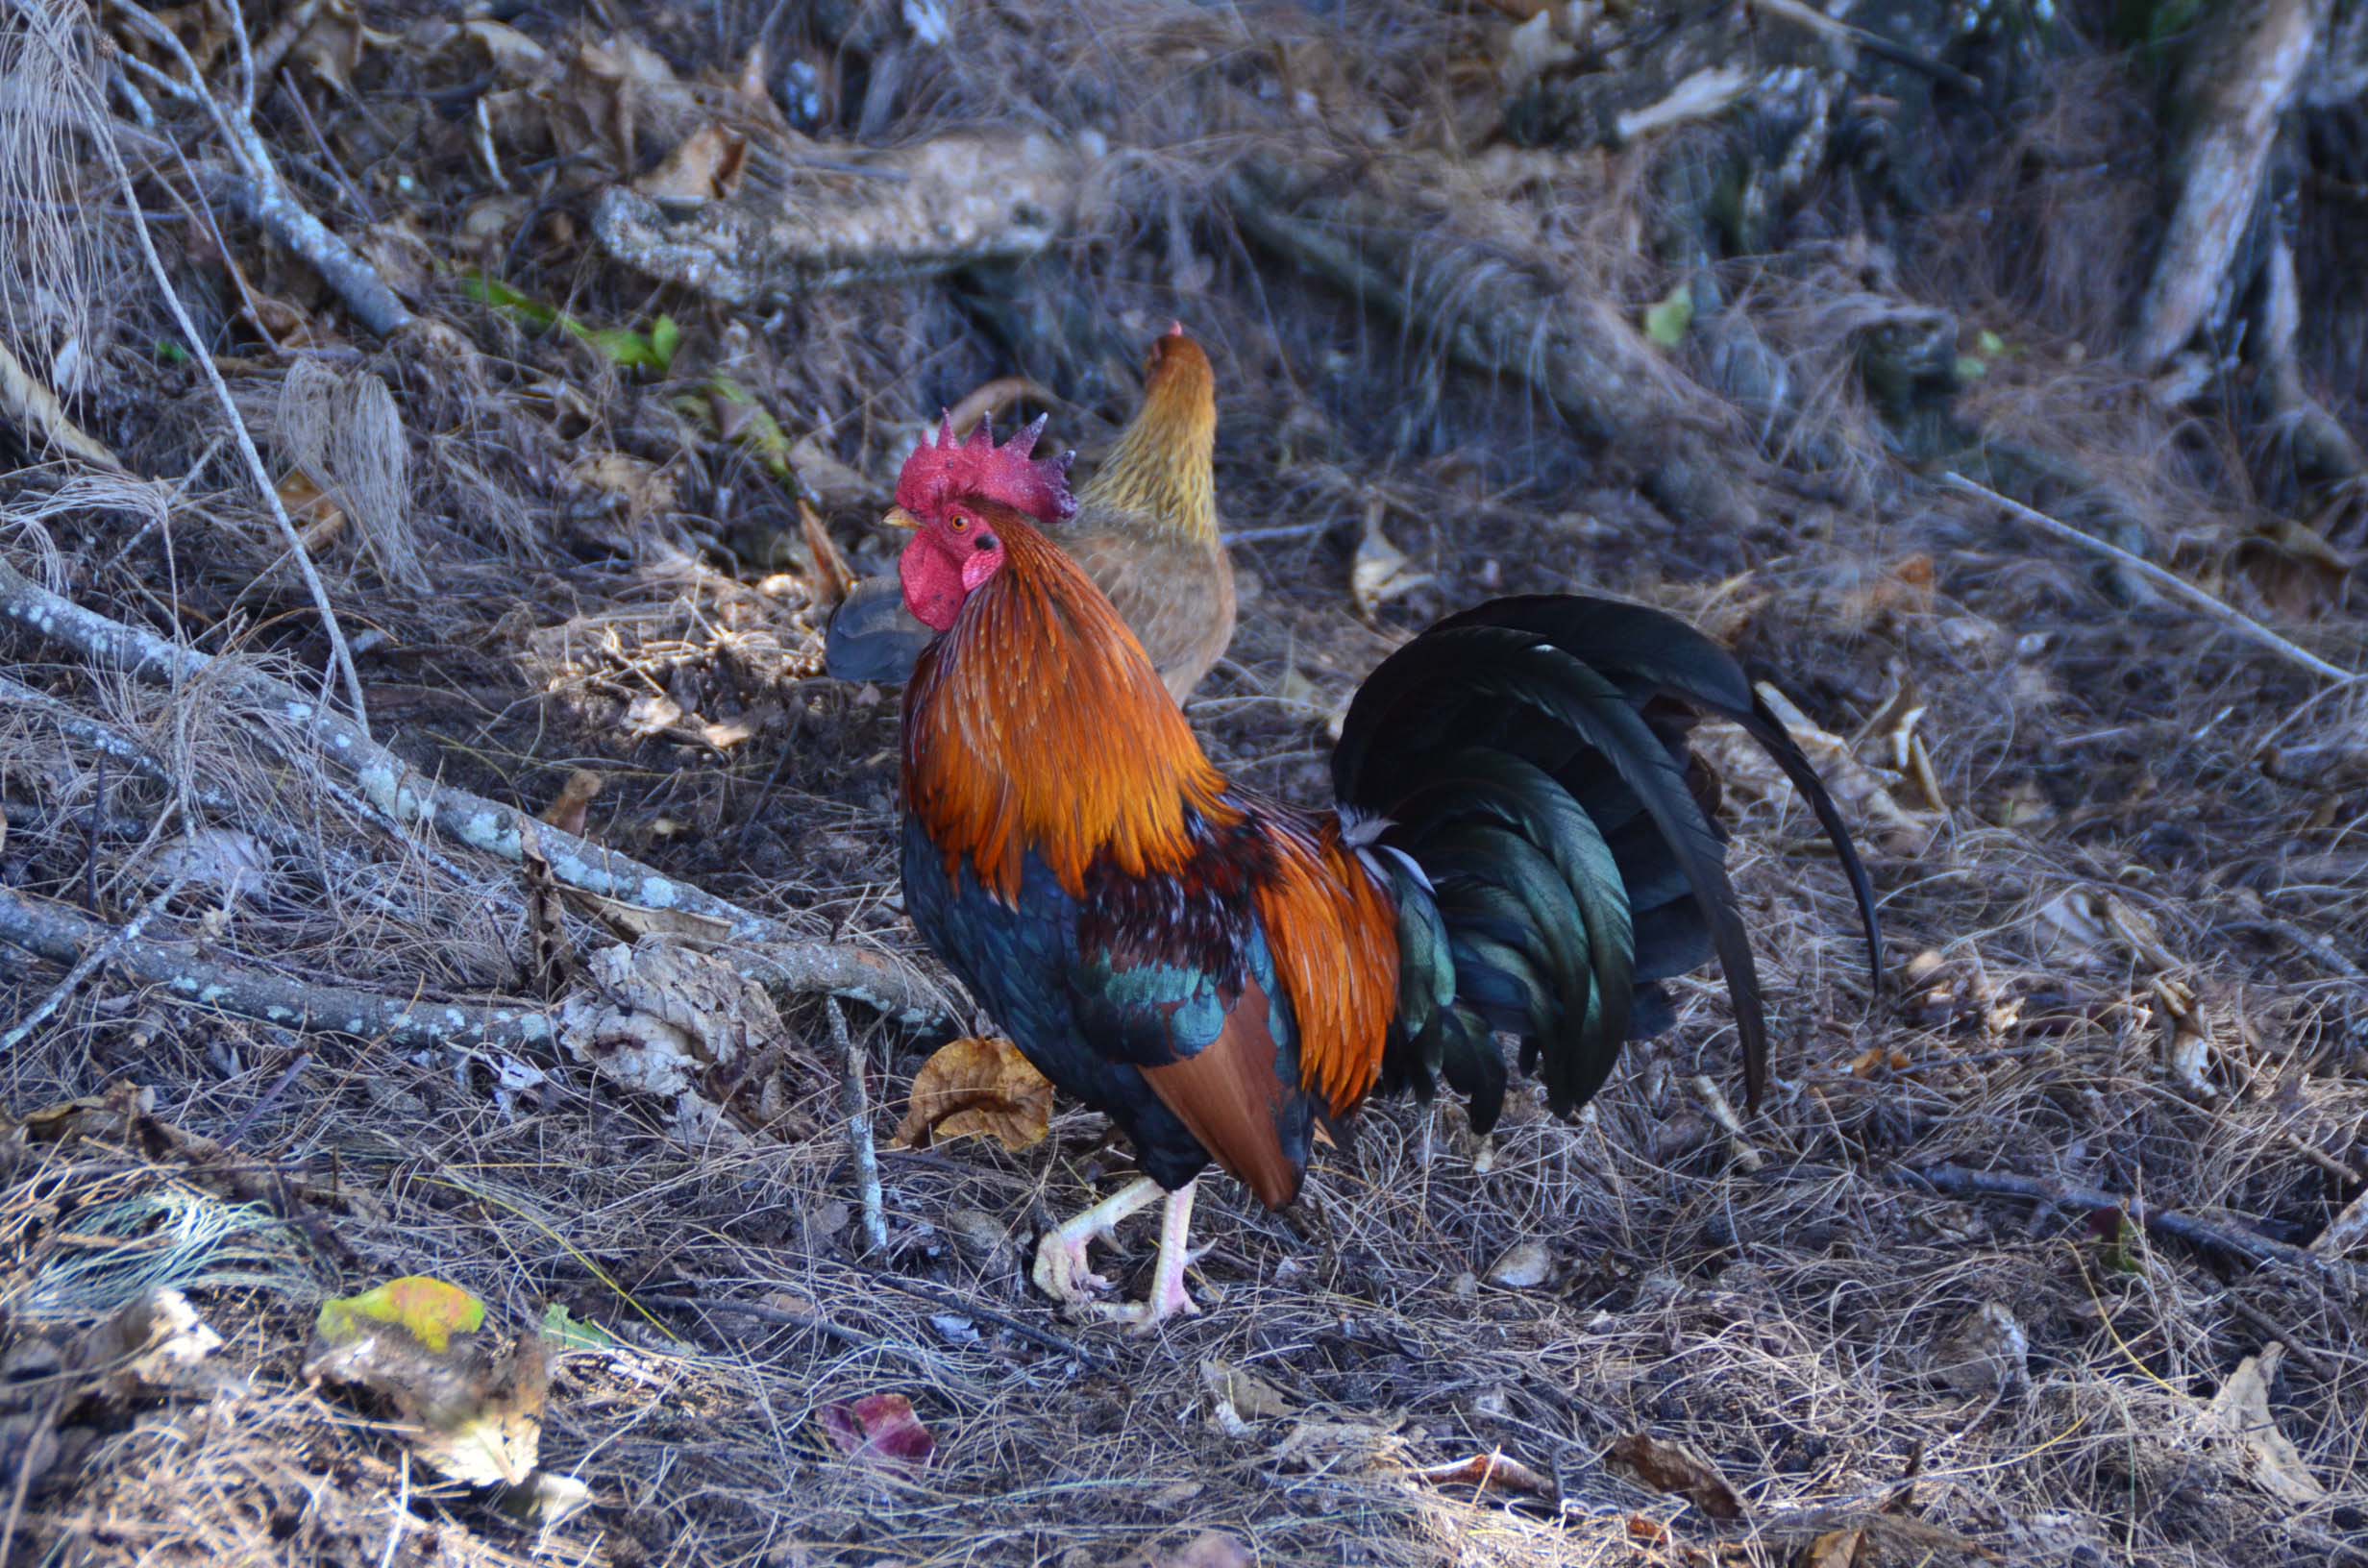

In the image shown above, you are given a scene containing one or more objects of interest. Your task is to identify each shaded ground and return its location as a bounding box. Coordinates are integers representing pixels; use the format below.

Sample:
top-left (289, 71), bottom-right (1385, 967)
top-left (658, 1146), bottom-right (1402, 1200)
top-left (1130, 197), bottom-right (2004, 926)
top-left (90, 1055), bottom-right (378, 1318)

top-left (3, 2), bottom-right (2366, 1565)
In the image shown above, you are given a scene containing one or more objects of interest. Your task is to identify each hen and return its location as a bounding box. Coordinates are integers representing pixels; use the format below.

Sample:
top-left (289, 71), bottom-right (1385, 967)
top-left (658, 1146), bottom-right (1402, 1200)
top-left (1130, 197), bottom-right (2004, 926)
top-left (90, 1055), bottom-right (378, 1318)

top-left (885, 426), bottom-right (1882, 1328)
top-left (826, 324), bottom-right (1233, 703)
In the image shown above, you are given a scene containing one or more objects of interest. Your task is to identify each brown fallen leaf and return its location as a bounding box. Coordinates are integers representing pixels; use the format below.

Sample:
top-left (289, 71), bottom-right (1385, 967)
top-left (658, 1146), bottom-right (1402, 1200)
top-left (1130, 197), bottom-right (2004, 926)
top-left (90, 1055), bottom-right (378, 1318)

top-left (1154, 1531), bottom-right (1255, 1568)
top-left (819, 1392), bottom-right (935, 1468)
top-left (1800, 1528), bottom-right (1866, 1568)
top-left (2202, 1343), bottom-right (2325, 1506)
top-left (892, 1037), bottom-right (1054, 1152)
top-left (1200, 1358), bottom-right (1295, 1436)
top-left (800, 498), bottom-right (856, 608)
top-left (1409, 1450), bottom-right (1557, 1499)
top-left (539, 770), bottom-right (604, 836)
top-left (634, 123), bottom-right (748, 202)
top-left (1605, 1432), bottom-right (1745, 1520)
top-left (1350, 500), bottom-right (1432, 620)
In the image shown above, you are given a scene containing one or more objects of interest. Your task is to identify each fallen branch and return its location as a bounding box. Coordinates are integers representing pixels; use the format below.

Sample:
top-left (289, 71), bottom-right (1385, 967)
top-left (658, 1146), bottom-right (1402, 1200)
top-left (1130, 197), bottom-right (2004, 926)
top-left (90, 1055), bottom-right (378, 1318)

top-left (1896, 1163), bottom-right (2368, 1292)
top-left (596, 133), bottom-right (1087, 307)
top-left (1936, 471), bottom-right (2362, 685)
top-left (0, 884), bottom-right (555, 1055)
top-left (1224, 156), bottom-right (1755, 531)
top-left (0, 876), bottom-right (185, 1052)
top-left (0, 558), bottom-right (948, 1024)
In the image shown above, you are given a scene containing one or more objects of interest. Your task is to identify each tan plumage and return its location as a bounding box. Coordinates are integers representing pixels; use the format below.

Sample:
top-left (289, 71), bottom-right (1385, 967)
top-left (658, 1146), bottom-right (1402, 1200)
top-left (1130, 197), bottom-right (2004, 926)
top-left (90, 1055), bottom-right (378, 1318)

top-left (824, 325), bottom-right (1235, 702)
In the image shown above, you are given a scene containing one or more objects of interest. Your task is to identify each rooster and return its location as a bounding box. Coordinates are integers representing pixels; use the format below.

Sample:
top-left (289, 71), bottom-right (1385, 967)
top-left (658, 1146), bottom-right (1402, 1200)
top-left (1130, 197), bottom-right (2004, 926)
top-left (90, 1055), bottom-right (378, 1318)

top-left (826, 323), bottom-right (1234, 702)
top-left (885, 426), bottom-right (1882, 1329)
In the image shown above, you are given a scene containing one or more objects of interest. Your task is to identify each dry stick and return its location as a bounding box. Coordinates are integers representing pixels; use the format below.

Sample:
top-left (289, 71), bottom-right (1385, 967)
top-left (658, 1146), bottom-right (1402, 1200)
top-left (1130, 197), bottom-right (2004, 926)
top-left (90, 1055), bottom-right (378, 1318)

top-left (103, 0), bottom-right (409, 336)
top-left (82, 63), bottom-right (371, 739)
top-left (1936, 471), bottom-right (2363, 686)
top-left (0, 560), bottom-right (947, 1023)
top-left (0, 884), bottom-right (553, 1053)
top-left (0, 875), bottom-right (186, 1050)
top-left (1896, 1163), bottom-right (2368, 1292)
top-left (828, 997), bottom-right (890, 1256)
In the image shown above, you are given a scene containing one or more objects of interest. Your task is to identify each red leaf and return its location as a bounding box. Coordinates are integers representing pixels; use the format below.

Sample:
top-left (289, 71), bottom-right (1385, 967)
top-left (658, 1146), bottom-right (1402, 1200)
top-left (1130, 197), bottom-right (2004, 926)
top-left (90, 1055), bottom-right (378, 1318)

top-left (819, 1392), bottom-right (935, 1467)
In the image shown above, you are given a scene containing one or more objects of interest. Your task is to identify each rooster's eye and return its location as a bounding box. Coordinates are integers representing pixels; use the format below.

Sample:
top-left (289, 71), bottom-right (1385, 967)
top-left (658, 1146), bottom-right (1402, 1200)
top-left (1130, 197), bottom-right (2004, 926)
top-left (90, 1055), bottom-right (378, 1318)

top-left (950, 514), bottom-right (970, 532)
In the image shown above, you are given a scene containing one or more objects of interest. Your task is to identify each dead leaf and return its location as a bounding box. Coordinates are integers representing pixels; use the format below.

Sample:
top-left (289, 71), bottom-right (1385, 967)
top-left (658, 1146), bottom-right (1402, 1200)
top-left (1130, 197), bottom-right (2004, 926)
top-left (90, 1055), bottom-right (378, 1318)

top-left (1605, 1432), bottom-right (1745, 1520)
top-left (1410, 1450), bottom-right (1557, 1499)
top-left (1154, 1531), bottom-right (1255, 1568)
top-left (462, 18), bottom-right (554, 80)
top-left (1350, 500), bottom-right (1430, 619)
top-left (634, 124), bottom-right (748, 202)
top-left (571, 453), bottom-right (678, 521)
top-left (1800, 1529), bottom-right (1866, 1568)
top-left (800, 498), bottom-right (856, 607)
top-left (75, 1289), bottom-right (224, 1403)
top-left (279, 469), bottom-right (345, 549)
top-left (1485, 1241), bottom-right (1553, 1289)
top-left (1929, 1302), bottom-right (2029, 1394)
top-left (1699, 683), bottom-right (1938, 856)
top-left (1201, 1359), bottom-right (1295, 1436)
top-left (819, 1392), bottom-right (935, 1468)
top-left (2032, 887), bottom-right (2182, 972)
top-left (306, 1277), bottom-right (548, 1487)
top-left (556, 938), bottom-right (783, 1100)
top-left (539, 770), bottom-right (604, 836)
top-left (2202, 1343), bottom-right (2325, 1506)
top-left (2235, 518), bottom-right (2353, 620)
top-left (893, 1037), bottom-right (1054, 1152)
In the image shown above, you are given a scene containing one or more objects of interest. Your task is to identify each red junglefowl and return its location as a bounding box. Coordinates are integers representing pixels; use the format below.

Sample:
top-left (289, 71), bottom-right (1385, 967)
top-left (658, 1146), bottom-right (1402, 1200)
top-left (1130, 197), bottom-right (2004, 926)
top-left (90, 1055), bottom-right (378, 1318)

top-left (884, 426), bottom-right (1883, 1329)
top-left (826, 324), bottom-right (1234, 703)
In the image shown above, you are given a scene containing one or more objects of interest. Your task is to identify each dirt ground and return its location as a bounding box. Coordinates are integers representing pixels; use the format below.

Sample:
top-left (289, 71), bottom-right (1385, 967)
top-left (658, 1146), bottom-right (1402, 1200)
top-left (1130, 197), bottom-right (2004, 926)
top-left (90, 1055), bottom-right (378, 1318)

top-left (3, 1), bottom-right (2366, 1565)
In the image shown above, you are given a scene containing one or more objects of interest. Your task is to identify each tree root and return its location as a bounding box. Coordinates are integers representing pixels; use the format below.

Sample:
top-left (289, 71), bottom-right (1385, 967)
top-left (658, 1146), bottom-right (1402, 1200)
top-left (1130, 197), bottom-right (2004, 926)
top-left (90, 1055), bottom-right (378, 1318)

top-left (0, 558), bottom-right (949, 1025)
top-left (1223, 156), bottom-right (1758, 531)
top-left (2133, 0), bottom-right (2327, 373)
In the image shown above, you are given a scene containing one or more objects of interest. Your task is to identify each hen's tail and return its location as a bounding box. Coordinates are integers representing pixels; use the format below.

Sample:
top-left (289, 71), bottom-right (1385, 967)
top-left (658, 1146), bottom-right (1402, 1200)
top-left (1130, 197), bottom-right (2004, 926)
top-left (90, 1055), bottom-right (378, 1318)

top-left (1333, 595), bottom-right (1882, 1131)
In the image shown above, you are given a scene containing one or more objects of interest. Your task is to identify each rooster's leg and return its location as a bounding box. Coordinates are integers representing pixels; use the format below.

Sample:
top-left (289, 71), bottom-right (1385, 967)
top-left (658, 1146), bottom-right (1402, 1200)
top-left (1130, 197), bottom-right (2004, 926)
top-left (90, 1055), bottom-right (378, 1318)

top-left (1031, 1176), bottom-right (1163, 1309)
top-left (1098, 1179), bottom-right (1202, 1333)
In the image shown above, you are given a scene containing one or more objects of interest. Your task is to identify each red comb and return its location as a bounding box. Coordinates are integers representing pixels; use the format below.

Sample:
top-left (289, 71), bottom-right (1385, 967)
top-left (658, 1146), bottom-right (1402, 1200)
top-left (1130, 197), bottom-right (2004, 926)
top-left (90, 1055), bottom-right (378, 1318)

top-left (896, 409), bottom-right (1075, 525)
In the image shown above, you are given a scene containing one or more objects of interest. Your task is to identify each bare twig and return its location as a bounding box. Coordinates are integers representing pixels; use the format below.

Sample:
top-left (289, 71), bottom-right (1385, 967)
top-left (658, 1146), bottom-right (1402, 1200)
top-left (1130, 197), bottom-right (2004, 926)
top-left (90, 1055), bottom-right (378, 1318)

top-left (0, 559), bottom-right (949, 1023)
top-left (1936, 471), bottom-right (2362, 685)
top-left (0, 874), bottom-right (186, 1050)
top-left (1896, 1163), bottom-right (2368, 1292)
top-left (103, 0), bottom-right (411, 335)
top-left (82, 46), bottom-right (373, 737)
top-left (1747, 0), bottom-right (1983, 94)
top-left (0, 884), bottom-right (551, 1053)
top-left (829, 998), bottom-right (890, 1256)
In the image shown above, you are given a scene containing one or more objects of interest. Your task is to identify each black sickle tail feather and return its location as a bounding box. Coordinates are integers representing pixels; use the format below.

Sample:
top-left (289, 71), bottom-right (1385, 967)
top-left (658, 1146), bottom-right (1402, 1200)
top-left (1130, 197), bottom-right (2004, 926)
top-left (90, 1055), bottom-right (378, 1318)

top-left (1334, 594), bottom-right (1883, 1130)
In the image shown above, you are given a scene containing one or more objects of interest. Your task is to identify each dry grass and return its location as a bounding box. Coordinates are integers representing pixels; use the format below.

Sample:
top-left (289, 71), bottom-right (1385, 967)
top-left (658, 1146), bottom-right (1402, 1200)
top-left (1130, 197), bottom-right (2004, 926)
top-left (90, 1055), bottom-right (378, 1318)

top-left (2, 1), bottom-right (2365, 1565)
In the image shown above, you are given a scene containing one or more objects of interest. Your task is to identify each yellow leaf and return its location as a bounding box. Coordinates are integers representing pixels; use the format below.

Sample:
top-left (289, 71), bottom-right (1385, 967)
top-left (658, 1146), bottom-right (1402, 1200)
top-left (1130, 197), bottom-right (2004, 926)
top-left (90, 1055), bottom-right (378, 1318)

top-left (892, 1037), bottom-right (1053, 1152)
top-left (317, 1276), bottom-right (485, 1354)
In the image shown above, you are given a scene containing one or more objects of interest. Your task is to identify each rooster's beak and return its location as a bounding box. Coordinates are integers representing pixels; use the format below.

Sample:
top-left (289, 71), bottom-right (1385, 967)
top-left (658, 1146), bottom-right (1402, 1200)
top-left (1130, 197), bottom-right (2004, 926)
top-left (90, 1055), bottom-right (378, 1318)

top-left (881, 505), bottom-right (922, 532)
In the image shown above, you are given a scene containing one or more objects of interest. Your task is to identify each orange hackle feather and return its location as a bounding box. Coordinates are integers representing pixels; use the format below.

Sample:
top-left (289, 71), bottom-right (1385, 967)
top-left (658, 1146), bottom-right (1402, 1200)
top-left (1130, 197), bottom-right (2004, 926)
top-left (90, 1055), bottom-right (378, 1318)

top-left (902, 503), bottom-right (1399, 1122)
top-left (904, 508), bottom-right (1235, 903)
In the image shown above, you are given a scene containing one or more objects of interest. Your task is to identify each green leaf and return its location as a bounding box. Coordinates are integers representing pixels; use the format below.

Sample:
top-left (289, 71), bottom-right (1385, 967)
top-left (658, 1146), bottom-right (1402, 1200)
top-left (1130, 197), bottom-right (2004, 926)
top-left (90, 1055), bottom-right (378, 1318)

top-left (154, 339), bottom-right (190, 364)
top-left (539, 1303), bottom-right (624, 1353)
top-left (1975, 329), bottom-right (2007, 358)
top-left (648, 315), bottom-right (681, 373)
top-left (1952, 355), bottom-right (1988, 383)
top-left (463, 271), bottom-right (557, 328)
top-left (1642, 282), bottom-right (1693, 349)
top-left (318, 1276), bottom-right (485, 1354)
